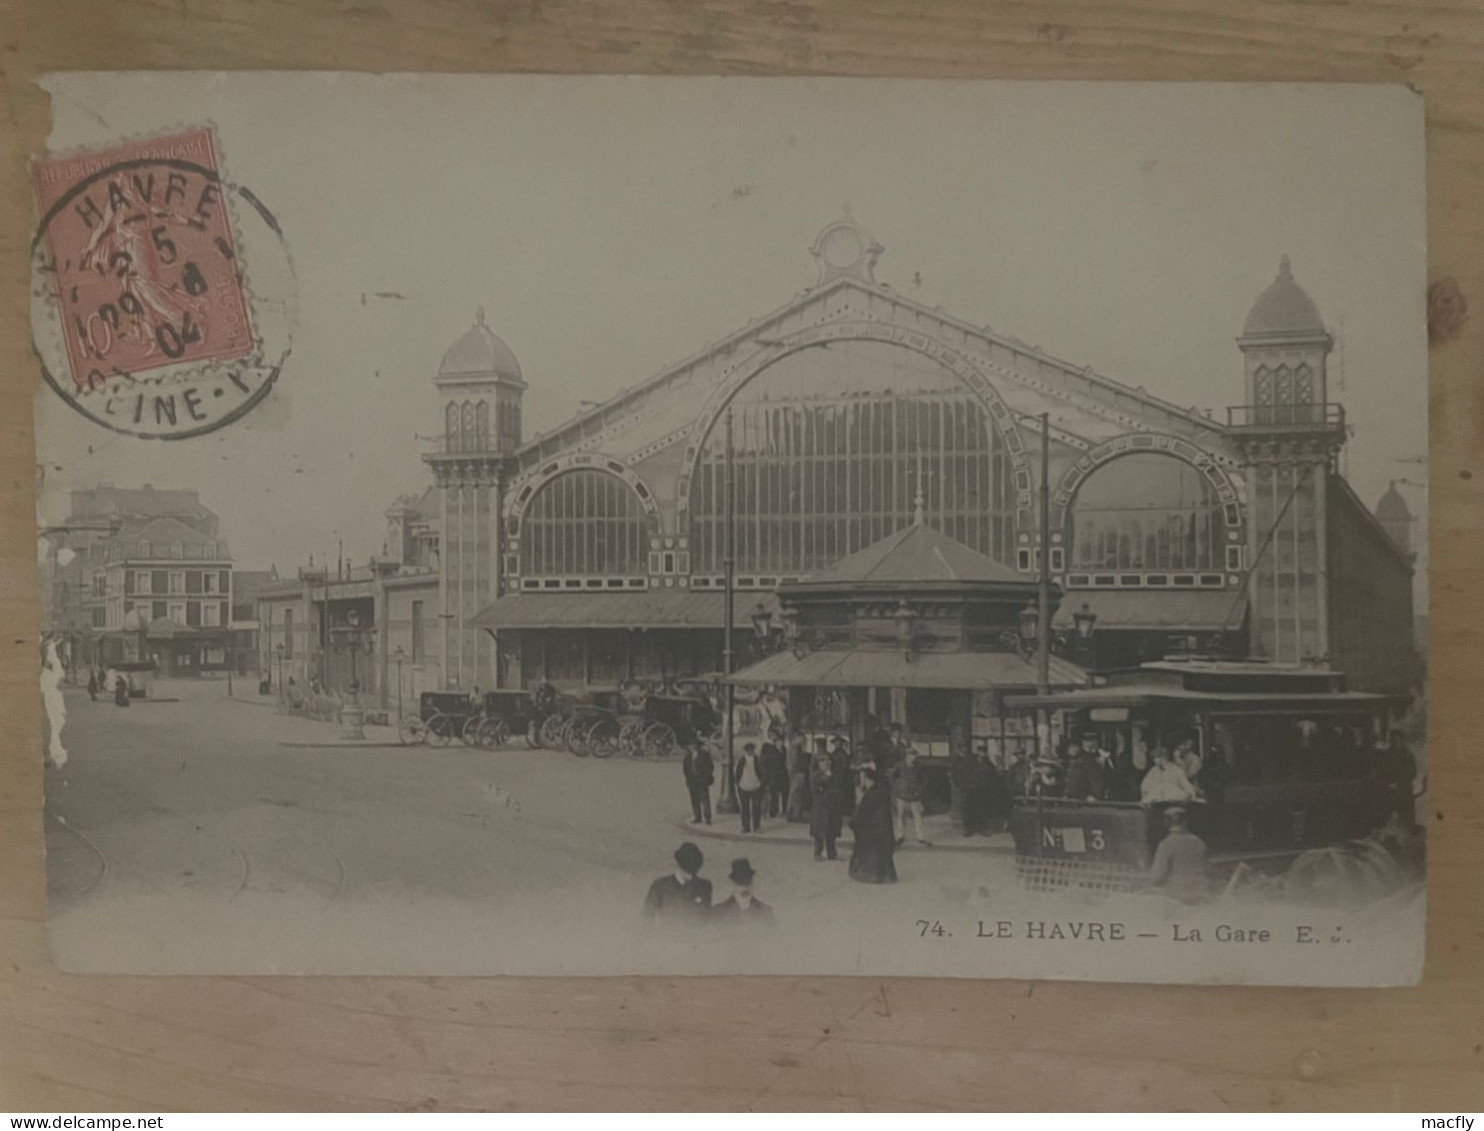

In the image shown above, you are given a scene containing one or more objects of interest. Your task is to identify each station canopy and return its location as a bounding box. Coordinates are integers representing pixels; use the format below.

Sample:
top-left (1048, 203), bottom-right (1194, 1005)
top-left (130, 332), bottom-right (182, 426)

top-left (731, 648), bottom-right (1086, 690)
top-left (474, 590), bottom-right (780, 630)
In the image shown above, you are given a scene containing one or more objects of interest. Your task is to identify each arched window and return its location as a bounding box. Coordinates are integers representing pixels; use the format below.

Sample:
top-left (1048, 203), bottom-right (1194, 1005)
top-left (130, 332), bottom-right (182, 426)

top-left (475, 402), bottom-right (490, 449)
top-left (1068, 453), bottom-right (1223, 573)
top-left (1294, 362), bottom-right (1313, 403)
top-left (520, 470), bottom-right (649, 577)
top-left (689, 340), bottom-right (1014, 576)
top-left (1273, 364), bottom-right (1293, 408)
top-left (1253, 365), bottom-right (1273, 409)
top-left (460, 402), bottom-right (477, 450)
top-left (444, 402), bottom-right (459, 451)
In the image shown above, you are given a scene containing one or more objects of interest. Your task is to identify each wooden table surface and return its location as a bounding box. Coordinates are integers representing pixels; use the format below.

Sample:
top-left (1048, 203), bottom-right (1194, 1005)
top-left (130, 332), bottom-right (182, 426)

top-left (2, 0), bottom-right (1481, 1112)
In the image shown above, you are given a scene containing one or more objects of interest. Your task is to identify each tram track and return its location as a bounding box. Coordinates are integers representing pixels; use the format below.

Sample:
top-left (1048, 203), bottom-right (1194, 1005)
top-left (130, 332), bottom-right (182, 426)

top-left (44, 811), bottom-right (111, 902)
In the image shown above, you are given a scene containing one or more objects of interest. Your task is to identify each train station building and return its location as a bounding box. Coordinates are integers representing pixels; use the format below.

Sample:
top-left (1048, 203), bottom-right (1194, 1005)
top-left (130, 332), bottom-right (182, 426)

top-left (258, 218), bottom-right (1420, 708)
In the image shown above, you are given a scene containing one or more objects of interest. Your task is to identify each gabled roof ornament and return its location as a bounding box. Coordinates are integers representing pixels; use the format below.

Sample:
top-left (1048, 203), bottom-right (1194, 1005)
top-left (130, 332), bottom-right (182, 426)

top-left (810, 215), bottom-right (883, 286)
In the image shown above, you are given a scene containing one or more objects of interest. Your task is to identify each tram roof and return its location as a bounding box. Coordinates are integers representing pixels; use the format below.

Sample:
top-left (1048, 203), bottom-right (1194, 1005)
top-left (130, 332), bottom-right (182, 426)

top-left (1004, 684), bottom-right (1385, 711)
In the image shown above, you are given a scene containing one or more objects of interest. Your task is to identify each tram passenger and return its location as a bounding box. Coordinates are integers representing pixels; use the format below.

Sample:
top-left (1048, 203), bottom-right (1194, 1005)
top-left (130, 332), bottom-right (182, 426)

top-left (1198, 743), bottom-right (1231, 804)
top-left (1064, 732), bottom-right (1109, 801)
top-left (1025, 755), bottom-right (1063, 799)
top-left (1377, 729), bottom-right (1418, 827)
top-left (978, 742), bottom-right (1013, 827)
top-left (1173, 737), bottom-right (1203, 783)
top-left (1139, 746), bottom-right (1199, 805)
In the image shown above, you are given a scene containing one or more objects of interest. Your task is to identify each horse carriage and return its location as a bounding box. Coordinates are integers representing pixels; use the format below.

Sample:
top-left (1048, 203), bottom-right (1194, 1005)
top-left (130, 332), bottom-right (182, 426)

top-left (399, 688), bottom-right (545, 748)
top-left (618, 691), bottom-right (720, 761)
top-left (461, 689), bottom-right (541, 748)
top-left (399, 690), bottom-right (472, 747)
top-left (535, 688), bottom-right (623, 757)
top-left (1004, 660), bottom-right (1407, 895)
top-left (533, 682), bottom-right (721, 760)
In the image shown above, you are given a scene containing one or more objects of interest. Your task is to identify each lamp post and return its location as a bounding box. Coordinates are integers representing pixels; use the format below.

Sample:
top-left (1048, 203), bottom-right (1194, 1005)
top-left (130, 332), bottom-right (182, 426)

top-left (394, 644), bottom-right (405, 723)
top-left (749, 601), bottom-right (777, 661)
top-left (718, 405), bottom-right (739, 816)
top-left (275, 642), bottom-right (285, 707)
top-left (337, 607), bottom-right (367, 741)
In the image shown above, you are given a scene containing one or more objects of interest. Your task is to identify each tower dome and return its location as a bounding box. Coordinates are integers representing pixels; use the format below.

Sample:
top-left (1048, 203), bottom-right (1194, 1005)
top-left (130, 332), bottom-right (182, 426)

top-left (1375, 481), bottom-right (1413, 557)
top-left (437, 307), bottom-right (524, 385)
top-left (1243, 256), bottom-right (1326, 338)
top-left (1376, 481), bottom-right (1411, 522)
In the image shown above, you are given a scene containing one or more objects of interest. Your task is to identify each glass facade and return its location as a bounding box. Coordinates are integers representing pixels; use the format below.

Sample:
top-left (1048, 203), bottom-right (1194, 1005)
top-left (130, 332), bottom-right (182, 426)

top-left (1068, 453), bottom-right (1223, 572)
top-left (519, 469), bottom-right (649, 578)
top-left (689, 341), bottom-right (1015, 576)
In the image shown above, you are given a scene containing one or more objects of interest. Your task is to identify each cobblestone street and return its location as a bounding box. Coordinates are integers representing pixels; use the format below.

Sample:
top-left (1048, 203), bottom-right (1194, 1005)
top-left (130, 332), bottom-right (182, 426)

top-left (44, 680), bottom-right (1028, 975)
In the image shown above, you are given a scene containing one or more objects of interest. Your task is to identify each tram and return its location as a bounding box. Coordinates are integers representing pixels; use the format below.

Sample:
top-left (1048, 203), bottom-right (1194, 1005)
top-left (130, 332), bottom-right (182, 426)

top-left (1003, 660), bottom-right (1408, 891)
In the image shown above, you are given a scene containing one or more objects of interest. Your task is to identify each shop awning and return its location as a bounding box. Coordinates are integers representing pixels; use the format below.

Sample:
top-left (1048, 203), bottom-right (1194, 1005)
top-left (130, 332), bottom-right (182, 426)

top-left (144, 617), bottom-right (195, 639)
top-left (729, 648), bottom-right (1087, 690)
top-left (1051, 590), bottom-right (1241, 631)
top-left (472, 590), bottom-right (780, 630)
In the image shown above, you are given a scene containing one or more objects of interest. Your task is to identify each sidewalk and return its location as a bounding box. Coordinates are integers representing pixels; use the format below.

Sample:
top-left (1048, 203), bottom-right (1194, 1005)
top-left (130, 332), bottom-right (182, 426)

top-left (222, 682), bottom-right (405, 747)
top-left (671, 808), bottom-right (1016, 855)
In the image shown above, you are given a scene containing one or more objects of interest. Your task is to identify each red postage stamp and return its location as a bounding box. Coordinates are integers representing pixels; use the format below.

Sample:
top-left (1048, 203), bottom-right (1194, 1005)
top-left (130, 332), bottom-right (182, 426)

top-left (32, 127), bottom-right (256, 393)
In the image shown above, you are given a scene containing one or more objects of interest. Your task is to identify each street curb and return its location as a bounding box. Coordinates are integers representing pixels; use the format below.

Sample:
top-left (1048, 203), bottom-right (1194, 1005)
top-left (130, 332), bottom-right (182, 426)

top-left (277, 741), bottom-right (411, 749)
top-left (668, 816), bottom-right (1015, 855)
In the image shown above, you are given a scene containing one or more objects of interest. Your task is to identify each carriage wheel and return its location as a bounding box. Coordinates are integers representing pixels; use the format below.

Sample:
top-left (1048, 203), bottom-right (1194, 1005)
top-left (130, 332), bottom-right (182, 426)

top-left (398, 715), bottom-right (428, 746)
top-left (426, 712), bottom-right (457, 748)
top-left (539, 713), bottom-right (567, 750)
top-left (643, 722), bottom-right (676, 761)
top-left (461, 715), bottom-right (484, 746)
top-left (619, 719), bottom-right (644, 759)
top-left (477, 717), bottom-right (511, 749)
top-left (567, 718), bottom-right (591, 757)
top-left (588, 717), bottom-right (620, 759)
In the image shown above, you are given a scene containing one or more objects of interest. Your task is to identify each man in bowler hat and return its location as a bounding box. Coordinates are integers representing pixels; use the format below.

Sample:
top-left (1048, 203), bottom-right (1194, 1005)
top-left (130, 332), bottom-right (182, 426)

top-left (712, 858), bottom-right (774, 925)
top-left (643, 842), bottom-right (713, 922)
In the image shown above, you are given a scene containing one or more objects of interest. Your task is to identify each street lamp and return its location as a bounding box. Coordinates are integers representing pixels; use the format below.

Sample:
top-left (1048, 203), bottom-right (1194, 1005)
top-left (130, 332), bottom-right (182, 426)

top-left (1018, 599), bottom-right (1039, 654)
top-left (1072, 602), bottom-right (1097, 640)
top-left (345, 608), bottom-right (363, 702)
top-left (894, 599), bottom-right (917, 663)
top-left (394, 644), bottom-right (405, 722)
top-left (750, 602), bottom-right (773, 641)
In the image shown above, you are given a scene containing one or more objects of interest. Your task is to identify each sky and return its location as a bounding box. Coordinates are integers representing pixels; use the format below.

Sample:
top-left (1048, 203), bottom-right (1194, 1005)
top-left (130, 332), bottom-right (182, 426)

top-left (34, 75), bottom-right (1428, 593)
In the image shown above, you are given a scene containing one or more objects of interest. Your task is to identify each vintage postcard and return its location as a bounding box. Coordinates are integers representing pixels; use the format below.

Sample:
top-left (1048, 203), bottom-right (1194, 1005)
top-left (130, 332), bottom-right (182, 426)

top-left (31, 75), bottom-right (1427, 983)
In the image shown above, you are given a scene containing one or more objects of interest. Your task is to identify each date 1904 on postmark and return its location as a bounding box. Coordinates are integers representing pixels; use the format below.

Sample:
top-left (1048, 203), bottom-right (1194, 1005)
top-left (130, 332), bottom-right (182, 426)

top-left (31, 126), bottom-right (294, 439)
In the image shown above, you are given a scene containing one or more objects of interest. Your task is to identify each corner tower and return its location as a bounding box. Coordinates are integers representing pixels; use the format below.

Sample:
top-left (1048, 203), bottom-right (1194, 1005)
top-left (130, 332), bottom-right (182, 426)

top-left (1229, 258), bottom-right (1345, 667)
top-left (424, 309), bottom-right (526, 690)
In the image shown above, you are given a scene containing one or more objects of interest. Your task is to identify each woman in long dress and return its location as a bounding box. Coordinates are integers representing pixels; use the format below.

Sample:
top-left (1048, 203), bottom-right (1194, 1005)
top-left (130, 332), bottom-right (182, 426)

top-left (848, 767), bottom-right (898, 884)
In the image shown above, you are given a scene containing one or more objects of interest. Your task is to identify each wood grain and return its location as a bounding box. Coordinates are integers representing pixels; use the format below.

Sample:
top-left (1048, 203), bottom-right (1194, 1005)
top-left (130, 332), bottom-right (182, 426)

top-left (2, 0), bottom-right (1482, 1112)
